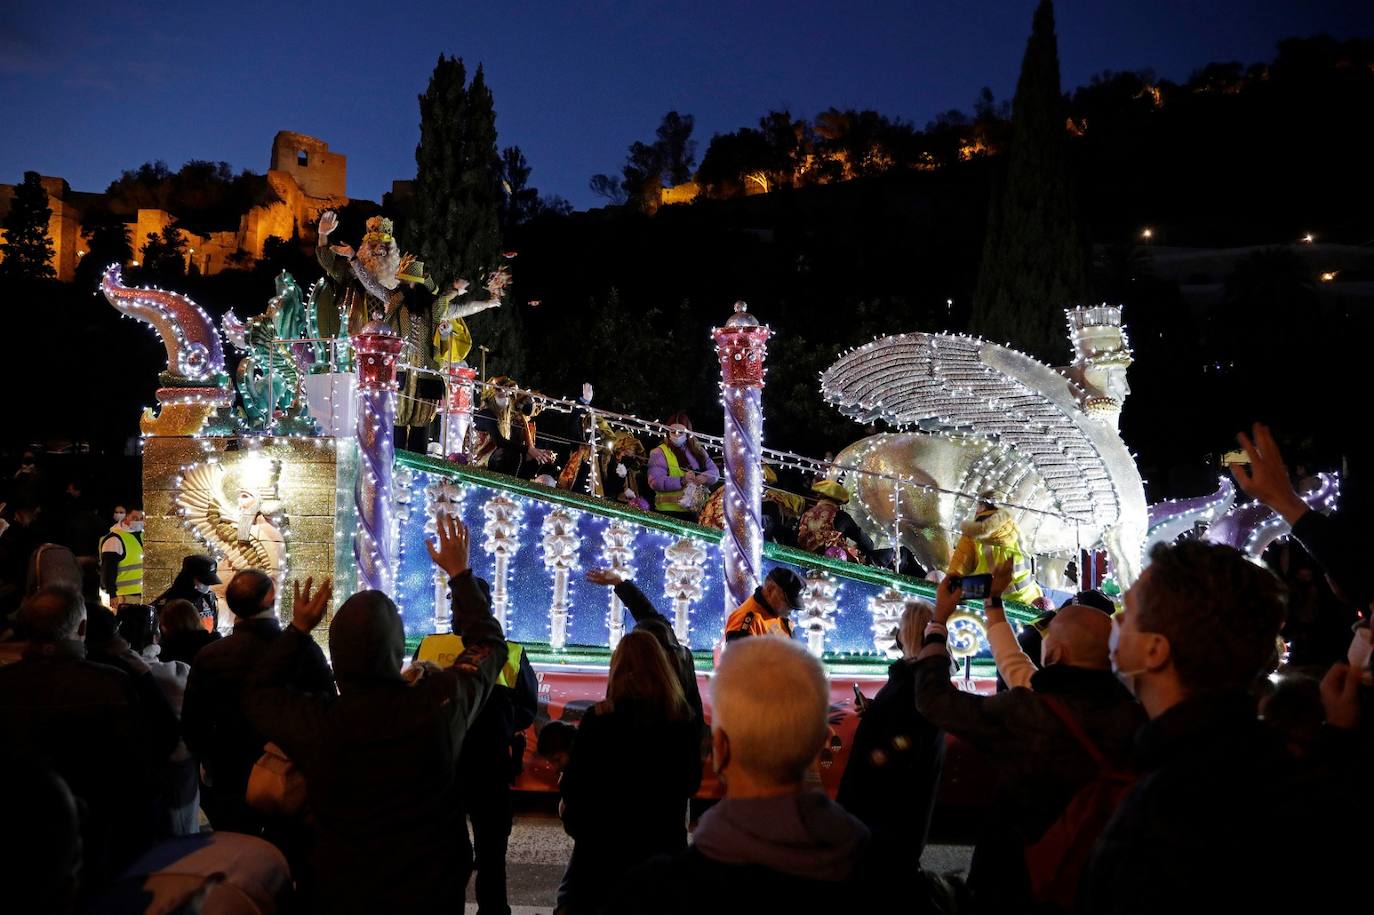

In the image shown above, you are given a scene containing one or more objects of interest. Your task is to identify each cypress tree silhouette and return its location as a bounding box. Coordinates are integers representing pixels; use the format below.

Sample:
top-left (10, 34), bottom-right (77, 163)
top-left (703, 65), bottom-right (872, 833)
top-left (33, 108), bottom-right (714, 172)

top-left (971, 0), bottom-right (1090, 362)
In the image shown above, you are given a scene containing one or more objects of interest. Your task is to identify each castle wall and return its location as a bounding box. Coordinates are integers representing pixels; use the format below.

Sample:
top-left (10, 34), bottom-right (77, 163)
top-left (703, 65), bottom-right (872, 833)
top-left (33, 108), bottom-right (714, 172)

top-left (270, 131), bottom-right (347, 200)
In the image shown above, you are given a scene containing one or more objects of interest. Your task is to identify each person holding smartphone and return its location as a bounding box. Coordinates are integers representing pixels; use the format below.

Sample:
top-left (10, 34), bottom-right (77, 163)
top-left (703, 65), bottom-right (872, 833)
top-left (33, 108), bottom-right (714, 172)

top-left (946, 491), bottom-right (1043, 608)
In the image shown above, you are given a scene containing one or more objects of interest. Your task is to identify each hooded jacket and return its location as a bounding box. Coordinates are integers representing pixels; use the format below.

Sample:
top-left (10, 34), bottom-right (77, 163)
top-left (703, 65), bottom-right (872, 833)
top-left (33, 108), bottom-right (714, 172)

top-left (609, 791), bottom-right (871, 914)
top-left (244, 571), bottom-right (508, 914)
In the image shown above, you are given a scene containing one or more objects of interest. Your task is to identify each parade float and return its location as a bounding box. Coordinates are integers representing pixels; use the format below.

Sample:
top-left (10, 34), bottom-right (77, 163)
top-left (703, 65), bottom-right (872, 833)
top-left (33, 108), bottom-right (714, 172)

top-left (103, 218), bottom-right (1337, 792)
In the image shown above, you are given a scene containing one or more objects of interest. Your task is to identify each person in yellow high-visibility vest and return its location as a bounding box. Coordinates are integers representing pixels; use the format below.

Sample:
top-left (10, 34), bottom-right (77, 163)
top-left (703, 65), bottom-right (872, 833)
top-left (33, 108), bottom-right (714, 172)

top-left (647, 415), bottom-right (719, 517)
top-left (946, 492), bottom-right (1043, 607)
top-left (412, 574), bottom-right (537, 914)
top-left (100, 508), bottom-right (144, 606)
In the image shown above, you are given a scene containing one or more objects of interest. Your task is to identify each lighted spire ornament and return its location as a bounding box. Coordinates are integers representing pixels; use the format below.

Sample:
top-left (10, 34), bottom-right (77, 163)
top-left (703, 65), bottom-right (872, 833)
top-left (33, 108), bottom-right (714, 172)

top-left (482, 492), bottom-right (524, 629)
top-left (798, 571), bottom-right (840, 658)
top-left (712, 301), bottom-right (771, 615)
top-left (868, 587), bottom-right (906, 658)
top-left (540, 507), bottom-right (582, 650)
top-left (663, 537), bottom-right (708, 643)
top-left (352, 321), bottom-right (404, 595)
top-left (600, 520), bottom-right (637, 648)
top-left (425, 477), bottom-right (466, 632)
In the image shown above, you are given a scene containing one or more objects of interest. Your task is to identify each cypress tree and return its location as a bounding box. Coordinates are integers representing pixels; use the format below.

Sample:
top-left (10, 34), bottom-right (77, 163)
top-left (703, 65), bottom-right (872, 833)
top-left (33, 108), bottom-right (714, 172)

top-left (0, 171), bottom-right (57, 281)
top-left (407, 57), bottom-right (522, 376)
top-left (971, 0), bottom-right (1089, 363)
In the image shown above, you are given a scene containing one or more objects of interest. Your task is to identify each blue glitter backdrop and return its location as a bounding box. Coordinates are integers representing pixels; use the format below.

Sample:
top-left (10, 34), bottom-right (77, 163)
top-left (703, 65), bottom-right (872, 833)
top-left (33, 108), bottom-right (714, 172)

top-left (389, 464), bottom-right (960, 660)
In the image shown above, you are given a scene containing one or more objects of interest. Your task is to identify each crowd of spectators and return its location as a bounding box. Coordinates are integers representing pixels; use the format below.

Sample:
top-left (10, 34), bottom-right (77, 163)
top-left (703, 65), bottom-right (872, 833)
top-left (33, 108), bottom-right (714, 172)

top-left (0, 421), bottom-right (1369, 914)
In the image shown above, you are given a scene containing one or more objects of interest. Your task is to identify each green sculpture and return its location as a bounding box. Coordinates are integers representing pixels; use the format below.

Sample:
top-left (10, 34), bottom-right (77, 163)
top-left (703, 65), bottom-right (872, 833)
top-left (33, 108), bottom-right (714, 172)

top-left (221, 271), bottom-right (320, 434)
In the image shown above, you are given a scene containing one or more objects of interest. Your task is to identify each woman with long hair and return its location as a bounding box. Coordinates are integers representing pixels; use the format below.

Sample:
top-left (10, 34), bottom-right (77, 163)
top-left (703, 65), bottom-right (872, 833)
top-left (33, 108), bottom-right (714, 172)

top-left (556, 630), bottom-right (703, 914)
top-left (646, 412), bottom-right (719, 517)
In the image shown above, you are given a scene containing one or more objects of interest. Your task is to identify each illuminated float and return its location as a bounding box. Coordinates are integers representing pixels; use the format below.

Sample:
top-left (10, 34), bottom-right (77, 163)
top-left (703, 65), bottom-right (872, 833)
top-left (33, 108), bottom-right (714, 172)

top-left (105, 263), bottom-right (1332, 792)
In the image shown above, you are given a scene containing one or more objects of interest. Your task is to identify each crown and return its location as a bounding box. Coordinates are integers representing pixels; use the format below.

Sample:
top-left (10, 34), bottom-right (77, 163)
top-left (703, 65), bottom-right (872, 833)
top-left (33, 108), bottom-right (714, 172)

top-left (1065, 304), bottom-right (1123, 332)
top-left (363, 216), bottom-right (394, 244)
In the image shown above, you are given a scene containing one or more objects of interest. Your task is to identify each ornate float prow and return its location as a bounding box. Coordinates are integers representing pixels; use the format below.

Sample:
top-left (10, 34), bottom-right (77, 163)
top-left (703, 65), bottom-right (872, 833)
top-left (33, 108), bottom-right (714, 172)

top-left (100, 263), bottom-right (235, 435)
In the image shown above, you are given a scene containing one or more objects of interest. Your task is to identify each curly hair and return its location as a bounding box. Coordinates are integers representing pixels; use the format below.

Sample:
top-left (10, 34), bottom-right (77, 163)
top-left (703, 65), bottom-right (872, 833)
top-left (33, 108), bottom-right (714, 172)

top-left (1137, 541), bottom-right (1286, 693)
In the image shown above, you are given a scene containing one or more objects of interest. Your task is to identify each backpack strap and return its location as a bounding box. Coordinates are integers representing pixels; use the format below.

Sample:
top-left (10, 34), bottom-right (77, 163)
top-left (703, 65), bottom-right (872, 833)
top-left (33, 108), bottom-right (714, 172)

top-left (1038, 694), bottom-right (1110, 768)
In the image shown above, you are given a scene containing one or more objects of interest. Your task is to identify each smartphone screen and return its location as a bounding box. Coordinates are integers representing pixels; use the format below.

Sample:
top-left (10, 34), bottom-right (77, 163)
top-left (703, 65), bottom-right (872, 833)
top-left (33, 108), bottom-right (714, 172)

top-left (961, 573), bottom-right (993, 599)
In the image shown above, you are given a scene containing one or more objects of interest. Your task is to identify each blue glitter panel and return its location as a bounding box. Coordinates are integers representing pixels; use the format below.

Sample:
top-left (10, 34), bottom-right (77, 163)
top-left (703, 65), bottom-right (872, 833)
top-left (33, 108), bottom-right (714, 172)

top-left (392, 470), bottom-right (953, 660)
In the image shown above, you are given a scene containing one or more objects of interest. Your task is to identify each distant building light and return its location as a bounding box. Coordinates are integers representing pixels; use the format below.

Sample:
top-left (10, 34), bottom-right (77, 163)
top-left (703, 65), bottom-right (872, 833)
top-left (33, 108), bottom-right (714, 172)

top-left (1141, 228), bottom-right (1153, 240)
top-left (1320, 271), bottom-right (1338, 282)
top-left (1302, 233), bottom-right (1314, 244)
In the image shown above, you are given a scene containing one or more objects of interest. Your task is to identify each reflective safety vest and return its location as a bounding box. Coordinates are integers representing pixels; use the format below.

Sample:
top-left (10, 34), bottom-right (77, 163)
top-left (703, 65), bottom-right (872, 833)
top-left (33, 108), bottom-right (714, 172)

top-left (972, 540), bottom-right (1041, 606)
top-left (654, 444), bottom-right (690, 513)
top-left (108, 529), bottom-right (144, 596)
top-left (725, 595), bottom-right (794, 642)
top-left (414, 635), bottom-right (524, 688)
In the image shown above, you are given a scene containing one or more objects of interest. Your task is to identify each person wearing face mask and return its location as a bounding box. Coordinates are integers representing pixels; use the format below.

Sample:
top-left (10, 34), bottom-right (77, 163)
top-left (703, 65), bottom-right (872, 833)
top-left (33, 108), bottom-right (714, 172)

top-left (472, 377), bottom-right (555, 478)
top-left (100, 508), bottom-right (144, 607)
top-left (647, 413), bottom-right (719, 517)
top-left (151, 554), bottom-right (223, 633)
top-left (724, 567), bottom-right (804, 642)
top-left (1082, 539), bottom-right (1328, 914)
top-left (911, 559), bottom-right (1144, 913)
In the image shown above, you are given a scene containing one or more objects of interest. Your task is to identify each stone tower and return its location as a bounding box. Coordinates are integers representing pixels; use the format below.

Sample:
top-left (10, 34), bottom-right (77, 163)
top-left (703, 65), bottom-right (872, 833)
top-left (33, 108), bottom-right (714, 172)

top-left (270, 131), bottom-right (346, 200)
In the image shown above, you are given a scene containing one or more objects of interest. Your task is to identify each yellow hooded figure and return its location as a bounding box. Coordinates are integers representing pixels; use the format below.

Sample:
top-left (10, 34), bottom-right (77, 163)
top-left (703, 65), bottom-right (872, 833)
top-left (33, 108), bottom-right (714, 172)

top-left (946, 492), bottom-right (1043, 606)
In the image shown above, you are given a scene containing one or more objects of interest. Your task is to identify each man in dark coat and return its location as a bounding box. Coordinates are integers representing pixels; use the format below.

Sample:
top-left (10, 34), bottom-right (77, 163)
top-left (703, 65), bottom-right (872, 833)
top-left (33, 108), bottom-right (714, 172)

top-left (244, 516), bottom-right (509, 914)
top-left (0, 586), bottom-right (180, 891)
top-left (610, 637), bottom-right (871, 915)
top-left (181, 569), bottom-right (333, 834)
top-left (1082, 539), bottom-right (1346, 913)
top-left (914, 562), bottom-right (1145, 911)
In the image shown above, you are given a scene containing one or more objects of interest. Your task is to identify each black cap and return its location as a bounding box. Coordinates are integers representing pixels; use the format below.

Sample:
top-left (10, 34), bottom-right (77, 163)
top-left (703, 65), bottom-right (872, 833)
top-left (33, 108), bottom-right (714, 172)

top-left (1069, 589), bottom-right (1115, 615)
top-left (767, 567), bottom-right (804, 609)
top-left (182, 554), bottom-right (221, 585)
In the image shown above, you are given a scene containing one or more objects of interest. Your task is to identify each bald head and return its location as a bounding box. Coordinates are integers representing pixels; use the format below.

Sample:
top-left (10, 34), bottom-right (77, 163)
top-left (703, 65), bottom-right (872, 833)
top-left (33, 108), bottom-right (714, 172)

top-left (1042, 604), bottom-right (1114, 670)
top-left (226, 569), bottom-right (274, 619)
top-left (712, 636), bottom-right (829, 787)
top-left (20, 587), bottom-right (87, 643)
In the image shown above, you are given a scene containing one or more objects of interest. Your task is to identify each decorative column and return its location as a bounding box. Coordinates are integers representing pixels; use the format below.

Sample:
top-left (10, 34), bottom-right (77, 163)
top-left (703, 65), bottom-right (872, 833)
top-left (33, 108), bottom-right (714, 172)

top-left (541, 507), bottom-right (582, 650)
top-left (441, 364), bottom-right (479, 460)
top-left (482, 492), bottom-right (523, 629)
top-left (798, 571), bottom-right (840, 658)
top-left (868, 587), bottom-right (906, 659)
top-left (352, 321), bottom-right (404, 595)
top-left (712, 301), bottom-right (771, 617)
top-left (663, 537), bottom-right (708, 643)
top-left (600, 520), bottom-right (636, 648)
top-left (425, 477), bottom-right (466, 632)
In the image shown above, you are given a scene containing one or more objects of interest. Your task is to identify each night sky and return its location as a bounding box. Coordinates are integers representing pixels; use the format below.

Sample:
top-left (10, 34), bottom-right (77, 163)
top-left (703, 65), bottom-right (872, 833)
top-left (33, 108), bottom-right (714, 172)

top-left (2, 0), bottom-right (1370, 211)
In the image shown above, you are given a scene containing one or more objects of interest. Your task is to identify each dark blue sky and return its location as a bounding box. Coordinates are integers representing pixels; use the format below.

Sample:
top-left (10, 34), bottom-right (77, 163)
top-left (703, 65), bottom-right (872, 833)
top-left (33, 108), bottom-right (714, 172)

top-left (2, 1), bottom-right (1369, 210)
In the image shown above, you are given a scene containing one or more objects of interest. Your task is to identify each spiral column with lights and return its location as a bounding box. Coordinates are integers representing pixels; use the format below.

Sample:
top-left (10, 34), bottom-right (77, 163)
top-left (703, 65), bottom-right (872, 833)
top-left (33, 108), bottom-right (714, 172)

top-left (352, 322), bottom-right (405, 594)
top-left (712, 301), bottom-right (771, 616)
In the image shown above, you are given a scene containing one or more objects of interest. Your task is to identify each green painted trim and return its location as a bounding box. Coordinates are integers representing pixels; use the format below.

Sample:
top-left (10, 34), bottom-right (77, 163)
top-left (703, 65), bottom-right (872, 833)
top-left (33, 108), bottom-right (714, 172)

top-left (395, 449), bottom-right (1040, 628)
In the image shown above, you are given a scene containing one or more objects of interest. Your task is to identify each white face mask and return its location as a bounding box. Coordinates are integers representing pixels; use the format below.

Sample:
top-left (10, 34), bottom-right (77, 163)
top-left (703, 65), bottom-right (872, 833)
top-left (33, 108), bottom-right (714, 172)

top-left (1348, 628), bottom-right (1373, 686)
top-left (127, 520), bottom-right (144, 533)
top-left (1109, 616), bottom-right (1148, 696)
top-left (670, 433), bottom-right (687, 447)
top-left (112, 511), bottom-right (125, 524)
